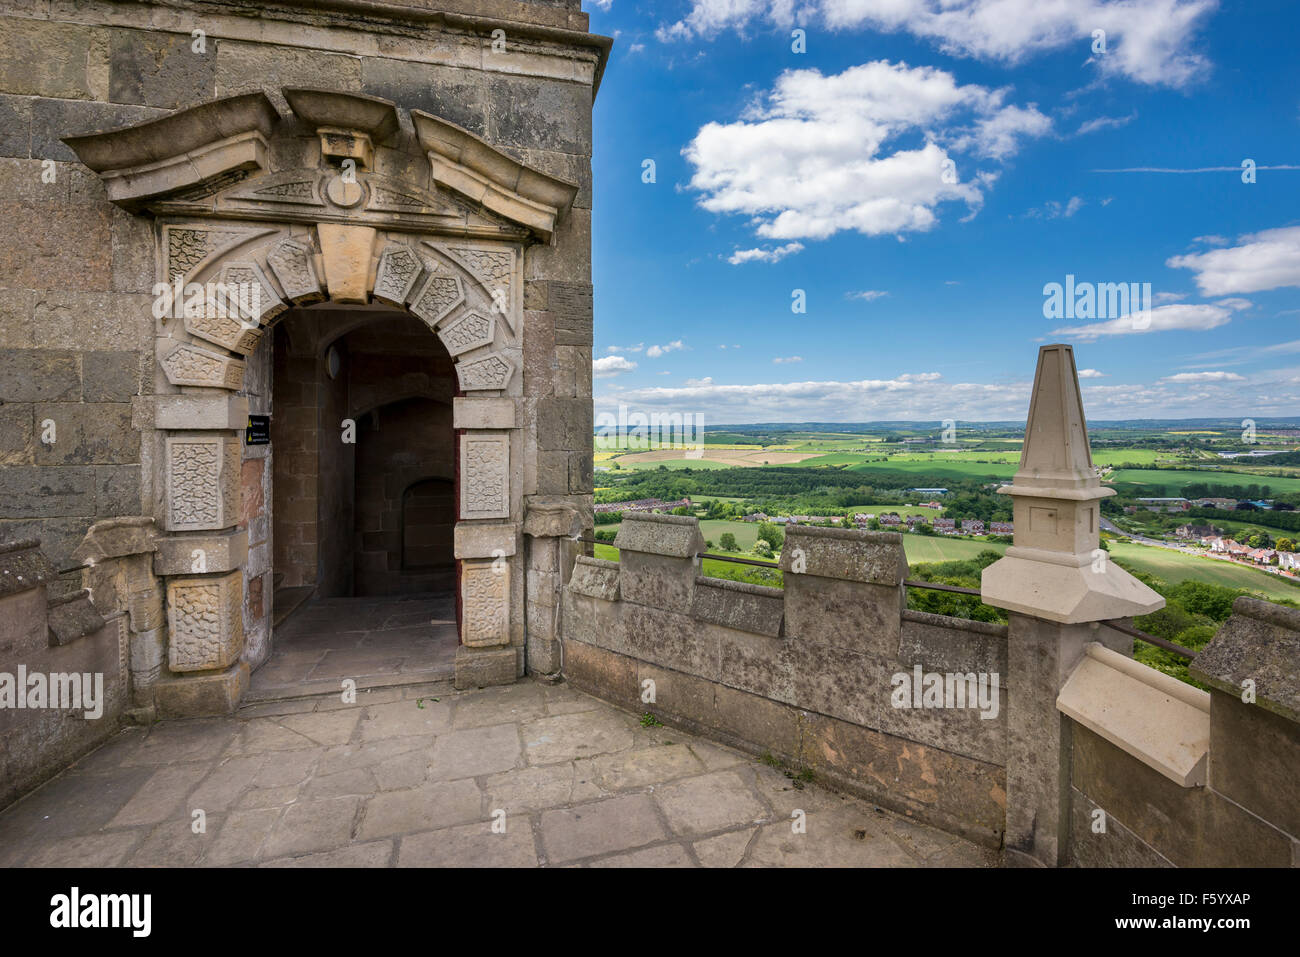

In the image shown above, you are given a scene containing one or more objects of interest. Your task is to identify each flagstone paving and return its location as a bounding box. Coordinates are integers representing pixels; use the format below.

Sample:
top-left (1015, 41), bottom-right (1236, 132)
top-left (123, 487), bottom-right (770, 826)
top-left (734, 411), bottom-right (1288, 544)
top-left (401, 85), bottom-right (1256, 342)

top-left (0, 678), bottom-right (999, 868)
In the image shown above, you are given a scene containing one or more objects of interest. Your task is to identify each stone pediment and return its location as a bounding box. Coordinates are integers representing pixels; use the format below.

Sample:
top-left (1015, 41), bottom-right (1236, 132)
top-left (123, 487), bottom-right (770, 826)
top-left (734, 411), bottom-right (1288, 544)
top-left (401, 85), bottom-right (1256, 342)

top-left (62, 88), bottom-right (577, 242)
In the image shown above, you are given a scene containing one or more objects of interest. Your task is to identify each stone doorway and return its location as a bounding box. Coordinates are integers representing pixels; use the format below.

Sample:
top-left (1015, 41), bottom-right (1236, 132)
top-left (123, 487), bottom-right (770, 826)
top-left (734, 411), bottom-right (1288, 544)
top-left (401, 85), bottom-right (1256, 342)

top-left (252, 305), bottom-right (460, 700)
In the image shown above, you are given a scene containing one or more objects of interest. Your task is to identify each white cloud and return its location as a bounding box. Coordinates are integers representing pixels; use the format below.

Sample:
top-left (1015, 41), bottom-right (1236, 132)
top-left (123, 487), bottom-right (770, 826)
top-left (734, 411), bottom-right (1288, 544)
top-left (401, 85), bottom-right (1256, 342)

top-left (646, 339), bottom-right (687, 358)
top-left (1026, 196), bottom-right (1085, 219)
top-left (595, 365), bottom-right (1300, 423)
top-left (1051, 300), bottom-right (1251, 338)
top-left (1167, 226), bottom-right (1300, 296)
top-left (1077, 368), bottom-right (1107, 378)
top-left (661, 0), bottom-right (1216, 88)
top-left (1161, 371), bottom-right (1247, 382)
top-left (593, 355), bottom-right (638, 378)
top-left (773, 355), bottom-right (804, 363)
top-left (605, 343), bottom-right (644, 354)
top-left (727, 242), bottom-right (804, 264)
top-left (847, 289), bottom-right (889, 301)
top-left (1076, 112), bottom-right (1137, 135)
top-left (684, 60), bottom-right (1048, 242)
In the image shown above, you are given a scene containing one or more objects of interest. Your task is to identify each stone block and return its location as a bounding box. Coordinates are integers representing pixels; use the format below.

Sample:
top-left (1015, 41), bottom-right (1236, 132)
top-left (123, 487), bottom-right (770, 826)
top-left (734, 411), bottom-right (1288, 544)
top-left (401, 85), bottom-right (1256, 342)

top-left (154, 661), bottom-right (248, 718)
top-left (1191, 596), bottom-right (1300, 723)
top-left (362, 58), bottom-right (488, 138)
top-left (783, 575), bottom-right (902, 656)
top-left (485, 74), bottom-right (590, 154)
top-left (317, 223), bottom-right (377, 303)
top-left (691, 576), bottom-right (784, 637)
top-left (214, 41), bottom-right (362, 107)
top-left (452, 396), bottom-right (516, 430)
top-left (46, 589), bottom-right (107, 646)
top-left (561, 636), bottom-right (638, 710)
top-left (154, 529), bottom-right (249, 576)
top-left (453, 522), bottom-right (518, 559)
top-left (1206, 692), bottom-right (1300, 838)
top-left (454, 644), bottom-right (517, 690)
top-left (620, 551), bottom-right (698, 611)
top-left (568, 556), bottom-right (619, 601)
top-left (0, 19), bottom-right (102, 99)
top-left (96, 464), bottom-right (141, 515)
top-left (30, 98), bottom-right (165, 163)
top-left (779, 524), bottom-right (908, 585)
top-left (899, 610), bottom-right (1008, 676)
top-left (0, 466), bottom-right (95, 518)
top-left (108, 28), bottom-right (216, 108)
top-left (166, 570), bottom-right (244, 672)
top-left (0, 94), bottom-right (31, 157)
top-left (154, 393), bottom-right (249, 431)
top-left (164, 433), bottom-right (240, 531)
top-left (461, 559), bottom-right (510, 647)
top-left (536, 396), bottom-right (592, 451)
top-left (0, 350), bottom-right (80, 402)
top-left (613, 513), bottom-right (703, 559)
top-left (460, 432), bottom-right (510, 520)
top-left (82, 352), bottom-right (140, 402)
top-left (33, 402), bottom-right (135, 465)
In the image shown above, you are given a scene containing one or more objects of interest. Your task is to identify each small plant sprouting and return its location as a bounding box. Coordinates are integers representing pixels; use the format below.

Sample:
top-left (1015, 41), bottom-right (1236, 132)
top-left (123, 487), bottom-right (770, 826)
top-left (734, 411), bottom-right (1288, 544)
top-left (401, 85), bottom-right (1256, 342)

top-left (640, 712), bottom-right (663, 728)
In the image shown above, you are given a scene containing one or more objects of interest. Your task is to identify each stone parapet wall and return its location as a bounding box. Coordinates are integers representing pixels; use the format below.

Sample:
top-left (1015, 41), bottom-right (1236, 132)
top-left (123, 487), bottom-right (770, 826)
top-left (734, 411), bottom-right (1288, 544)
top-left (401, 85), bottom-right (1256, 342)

top-left (561, 515), bottom-right (1009, 847)
top-left (0, 538), bottom-right (128, 811)
top-left (1063, 597), bottom-right (1300, 867)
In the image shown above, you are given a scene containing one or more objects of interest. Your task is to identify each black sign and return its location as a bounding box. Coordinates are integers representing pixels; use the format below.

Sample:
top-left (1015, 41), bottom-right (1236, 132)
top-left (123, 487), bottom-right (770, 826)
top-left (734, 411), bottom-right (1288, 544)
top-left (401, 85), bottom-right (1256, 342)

top-left (246, 415), bottom-right (271, 446)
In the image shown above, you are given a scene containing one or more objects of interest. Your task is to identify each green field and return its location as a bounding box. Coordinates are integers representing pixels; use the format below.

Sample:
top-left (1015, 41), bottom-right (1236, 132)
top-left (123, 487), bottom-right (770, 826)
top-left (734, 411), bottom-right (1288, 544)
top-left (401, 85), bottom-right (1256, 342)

top-left (1108, 542), bottom-right (1300, 601)
top-left (1108, 468), bottom-right (1300, 495)
top-left (604, 457), bottom-right (736, 471)
top-left (901, 536), bottom-right (1007, 564)
top-left (846, 459), bottom-right (1016, 481)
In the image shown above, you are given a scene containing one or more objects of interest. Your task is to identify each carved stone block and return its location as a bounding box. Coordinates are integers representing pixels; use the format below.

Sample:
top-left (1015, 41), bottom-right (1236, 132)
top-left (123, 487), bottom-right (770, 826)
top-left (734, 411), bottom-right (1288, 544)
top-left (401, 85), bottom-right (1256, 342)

top-left (409, 269), bottom-right (464, 328)
top-left (164, 434), bottom-right (241, 531)
top-left (166, 571), bottom-right (244, 672)
top-left (160, 343), bottom-right (245, 389)
top-left (461, 559), bottom-right (510, 647)
top-left (372, 243), bottom-right (424, 307)
top-left (460, 432), bottom-right (510, 520)
top-left (219, 260), bottom-right (286, 326)
top-left (317, 223), bottom-right (377, 303)
top-left (266, 237), bottom-right (323, 303)
top-left (438, 310), bottom-right (495, 357)
top-left (456, 351), bottom-right (514, 392)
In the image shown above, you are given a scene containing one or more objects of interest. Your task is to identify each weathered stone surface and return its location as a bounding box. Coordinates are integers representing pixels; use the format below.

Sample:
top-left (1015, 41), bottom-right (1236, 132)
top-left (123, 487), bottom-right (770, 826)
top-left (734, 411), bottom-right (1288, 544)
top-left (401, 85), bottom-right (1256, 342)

top-left (154, 528), bottom-right (249, 576)
top-left (454, 645), bottom-right (517, 690)
top-left (461, 560), bottom-right (510, 648)
top-left (164, 434), bottom-right (240, 531)
top-left (899, 609), bottom-right (1007, 676)
top-left (153, 661), bottom-right (248, 718)
top-left (166, 570), bottom-right (245, 672)
top-left (108, 28), bottom-right (216, 108)
top-left (691, 577), bottom-right (784, 638)
top-left (155, 393), bottom-right (249, 431)
top-left (460, 432), bottom-right (510, 520)
top-left (1191, 596), bottom-right (1300, 723)
top-left (453, 523), bottom-right (518, 560)
top-left (317, 223), bottom-right (377, 303)
top-left (780, 524), bottom-right (907, 585)
top-left (614, 513), bottom-right (704, 559)
top-left (46, 588), bottom-right (107, 645)
top-left (568, 556), bottom-right (619, 602)
top-left (0, 19), bottom-right (104, 100)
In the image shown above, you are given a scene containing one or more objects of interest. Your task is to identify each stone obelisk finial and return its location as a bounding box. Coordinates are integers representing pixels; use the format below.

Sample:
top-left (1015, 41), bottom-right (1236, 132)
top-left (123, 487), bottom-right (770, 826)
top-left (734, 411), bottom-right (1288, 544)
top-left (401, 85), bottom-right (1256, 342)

top-left (981, 344), bottom-right (1163, 623)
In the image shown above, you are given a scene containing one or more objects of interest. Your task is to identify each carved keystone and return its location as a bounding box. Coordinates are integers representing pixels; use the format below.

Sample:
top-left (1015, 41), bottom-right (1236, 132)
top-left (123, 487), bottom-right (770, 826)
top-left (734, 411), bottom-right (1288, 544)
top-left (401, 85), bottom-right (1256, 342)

top-left (318, 223), bottom-right (377, 303)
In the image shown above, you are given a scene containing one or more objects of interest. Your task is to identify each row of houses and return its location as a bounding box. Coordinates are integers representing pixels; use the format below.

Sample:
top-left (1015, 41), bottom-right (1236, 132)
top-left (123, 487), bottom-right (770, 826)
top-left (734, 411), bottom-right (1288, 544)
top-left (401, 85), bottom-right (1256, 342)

top-left (863, 513), bottom-right (1010, 536)
top-left (1203, 536), bottom-right (1287, 566)
top-left (1127, 497), bottom-right (1269, 514)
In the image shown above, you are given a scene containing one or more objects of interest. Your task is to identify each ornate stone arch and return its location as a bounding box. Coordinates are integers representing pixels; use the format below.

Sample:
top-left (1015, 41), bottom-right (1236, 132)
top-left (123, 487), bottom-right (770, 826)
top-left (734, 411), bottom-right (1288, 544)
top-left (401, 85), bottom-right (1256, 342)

top-left (66, 88), bottom-right (579, 700)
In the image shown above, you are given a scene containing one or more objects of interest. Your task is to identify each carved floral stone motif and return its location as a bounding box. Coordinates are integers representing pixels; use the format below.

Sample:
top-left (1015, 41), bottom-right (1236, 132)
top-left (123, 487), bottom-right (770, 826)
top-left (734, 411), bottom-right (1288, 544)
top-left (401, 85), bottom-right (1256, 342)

top-left (165, 435), bottom-right (240, 532)
top-left (166, 571), bottom-right (244, 671)
top-left (461, 433), bottom-right (510, 520)
top-left (161, 343), bottom-right (245, 389)
top-left (164, 225), bottom-right (273, 283)
top-left (456, 352), bottom-right (514, 392)
top-left (461, 560), bottom-right (510, 647)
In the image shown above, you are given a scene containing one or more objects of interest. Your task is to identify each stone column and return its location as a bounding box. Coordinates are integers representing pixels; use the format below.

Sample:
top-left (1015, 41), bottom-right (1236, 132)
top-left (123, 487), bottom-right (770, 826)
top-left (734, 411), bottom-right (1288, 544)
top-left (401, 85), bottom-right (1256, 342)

top-left (523, 499), bottom-right (587, 676)
top-left (981, 344), bottom-right (1163, 867)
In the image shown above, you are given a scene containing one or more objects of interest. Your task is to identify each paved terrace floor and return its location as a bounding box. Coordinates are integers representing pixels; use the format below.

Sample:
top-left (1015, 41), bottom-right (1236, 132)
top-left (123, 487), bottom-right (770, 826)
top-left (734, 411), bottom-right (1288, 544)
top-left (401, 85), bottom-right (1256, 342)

top-left (0, 679), bottom-right (998, 867)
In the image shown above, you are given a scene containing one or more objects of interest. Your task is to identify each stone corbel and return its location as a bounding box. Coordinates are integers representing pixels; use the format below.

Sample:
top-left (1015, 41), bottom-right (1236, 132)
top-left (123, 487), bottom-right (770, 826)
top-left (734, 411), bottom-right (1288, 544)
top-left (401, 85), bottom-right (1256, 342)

top-left (62, 92), bottom-right (278, 209)
top-left (412, 110), bottom-right (579, 243)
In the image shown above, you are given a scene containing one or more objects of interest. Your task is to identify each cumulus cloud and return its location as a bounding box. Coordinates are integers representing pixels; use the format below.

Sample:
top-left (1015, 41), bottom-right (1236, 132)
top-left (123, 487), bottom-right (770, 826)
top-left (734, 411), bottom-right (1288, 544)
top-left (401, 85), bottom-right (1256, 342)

top-left (1167, 226), bottom-right (1300, 296)
top-left (728, 242), bottom-right (804, 264)
top-left (1077, 368), bottom-right (1107, 378)
top-left (684, 60), bottom-right (1049, 242)
top-left (1161, 370), bottom-right (1247, 382)
top-left (595, 365), bottom-right (1300, 423)
top-left (593, 355), bottom-right (638, 378)
top-left (1051, 299), bottom-right (1251, 338)
top-left (646, 340), bottom-right (687, 358)
top-left (660, 0), bottom-right (1215, 88)
top-left (605, 343), bottom-right (644, 354)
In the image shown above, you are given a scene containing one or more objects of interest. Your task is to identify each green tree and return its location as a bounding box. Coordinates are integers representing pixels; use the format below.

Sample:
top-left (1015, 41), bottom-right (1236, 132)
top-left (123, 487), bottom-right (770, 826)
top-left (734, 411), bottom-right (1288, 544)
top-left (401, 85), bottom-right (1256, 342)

top-left (753, 539), bottom-right (774, 559)
top-left (756, 521), bottom-right (784, 551)
top-left (1277, 537), bottom-right (1295, 552)
top-left (719, 532), bottom-right (738, 551)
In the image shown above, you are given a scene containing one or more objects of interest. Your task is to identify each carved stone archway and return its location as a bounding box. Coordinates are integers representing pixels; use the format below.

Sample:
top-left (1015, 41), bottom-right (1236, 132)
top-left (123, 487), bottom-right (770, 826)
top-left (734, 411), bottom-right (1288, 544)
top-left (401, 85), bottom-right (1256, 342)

top-left (66, 89), bottom-right (580, 707)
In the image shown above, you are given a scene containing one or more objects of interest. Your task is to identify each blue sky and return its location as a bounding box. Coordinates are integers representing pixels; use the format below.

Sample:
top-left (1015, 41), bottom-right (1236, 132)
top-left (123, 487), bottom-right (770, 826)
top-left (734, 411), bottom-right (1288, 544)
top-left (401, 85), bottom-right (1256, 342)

top-left (583, 0), bottom-right (1300, 424)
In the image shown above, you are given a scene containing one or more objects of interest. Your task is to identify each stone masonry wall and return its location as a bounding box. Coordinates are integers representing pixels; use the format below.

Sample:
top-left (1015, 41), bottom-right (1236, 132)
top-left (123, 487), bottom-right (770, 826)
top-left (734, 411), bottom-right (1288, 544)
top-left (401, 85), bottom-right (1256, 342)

top-left (561, 516), bottom-right (1010, 847)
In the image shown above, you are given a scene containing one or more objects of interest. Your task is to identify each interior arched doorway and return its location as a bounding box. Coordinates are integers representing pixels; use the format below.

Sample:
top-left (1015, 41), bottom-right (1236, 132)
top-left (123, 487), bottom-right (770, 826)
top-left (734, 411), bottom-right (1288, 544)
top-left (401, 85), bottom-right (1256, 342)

top-left (250, 306), bottom-right (461, 695)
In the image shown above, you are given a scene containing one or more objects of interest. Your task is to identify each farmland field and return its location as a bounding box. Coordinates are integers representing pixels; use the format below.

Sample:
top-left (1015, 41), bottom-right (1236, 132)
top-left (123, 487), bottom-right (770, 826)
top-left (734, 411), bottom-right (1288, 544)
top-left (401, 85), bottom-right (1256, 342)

top-left (1107, 542), bottom-right (1300, 601)
top-left (1107, 468), bottom-right (1300, 495)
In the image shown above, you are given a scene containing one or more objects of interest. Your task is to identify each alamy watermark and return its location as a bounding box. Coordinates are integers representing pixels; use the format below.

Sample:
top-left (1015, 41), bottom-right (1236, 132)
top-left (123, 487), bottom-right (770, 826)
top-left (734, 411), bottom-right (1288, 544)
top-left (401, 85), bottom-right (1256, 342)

top-left (1, 667), bottom-right (105, 719)
top-left (1042, 274), bottom-right (1152, 329)
top-left (151, 277), bottom-right (262, 325)
top-left (595, 405), bottom-right (705, 452)
top-left (890, 665), bottom-right (1000, 720)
